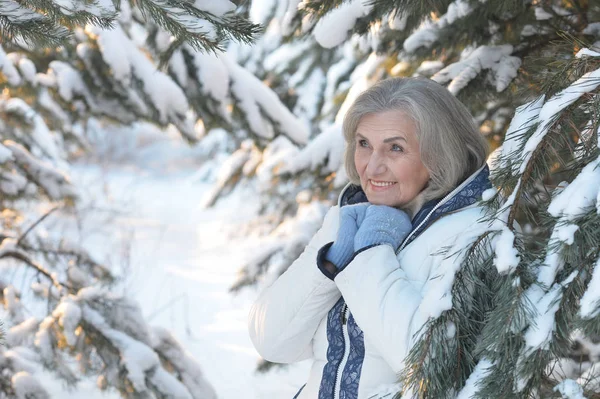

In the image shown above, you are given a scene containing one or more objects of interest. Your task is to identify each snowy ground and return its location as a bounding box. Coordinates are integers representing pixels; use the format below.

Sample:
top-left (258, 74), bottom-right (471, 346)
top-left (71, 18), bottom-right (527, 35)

top-left (41, 131), bottom-right (310, 398)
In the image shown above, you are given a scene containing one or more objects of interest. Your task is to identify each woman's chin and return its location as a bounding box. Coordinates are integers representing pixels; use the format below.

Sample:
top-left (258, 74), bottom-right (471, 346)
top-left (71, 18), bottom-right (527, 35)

top-left (365, 195), bottom-right (403, 208)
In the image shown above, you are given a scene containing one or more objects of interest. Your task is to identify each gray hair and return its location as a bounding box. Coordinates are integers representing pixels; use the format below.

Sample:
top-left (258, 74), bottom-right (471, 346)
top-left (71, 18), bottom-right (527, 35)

top-left (343, 77), bottom-right (488, 204)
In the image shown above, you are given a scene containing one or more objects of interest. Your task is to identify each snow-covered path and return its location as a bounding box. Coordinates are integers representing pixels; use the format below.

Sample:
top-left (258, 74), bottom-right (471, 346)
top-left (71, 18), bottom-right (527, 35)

top-left (52, 162), bottom-right (310, 398)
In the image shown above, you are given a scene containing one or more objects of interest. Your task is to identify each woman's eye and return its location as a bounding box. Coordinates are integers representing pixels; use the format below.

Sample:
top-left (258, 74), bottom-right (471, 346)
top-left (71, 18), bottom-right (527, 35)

top-left (358, 139), bottom-right (369, 147)
top-left (391, 144), bottom-right (404, 152)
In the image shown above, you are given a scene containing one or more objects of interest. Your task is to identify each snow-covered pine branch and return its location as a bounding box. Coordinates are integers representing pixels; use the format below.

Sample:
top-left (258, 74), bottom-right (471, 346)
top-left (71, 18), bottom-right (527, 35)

top-left (0, 0), bottom-right (259, 55)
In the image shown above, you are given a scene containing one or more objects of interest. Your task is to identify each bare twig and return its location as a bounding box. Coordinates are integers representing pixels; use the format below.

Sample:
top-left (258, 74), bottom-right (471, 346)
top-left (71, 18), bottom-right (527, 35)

top-left (0, 249), bottom-right (70, 291)
top-left (16, 205), bottom-right (61, 247)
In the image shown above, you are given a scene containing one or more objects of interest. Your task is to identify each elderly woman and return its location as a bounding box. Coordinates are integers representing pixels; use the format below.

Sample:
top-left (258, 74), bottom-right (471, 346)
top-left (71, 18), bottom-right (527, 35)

top-left (248, 77), bottom-right (490, 399)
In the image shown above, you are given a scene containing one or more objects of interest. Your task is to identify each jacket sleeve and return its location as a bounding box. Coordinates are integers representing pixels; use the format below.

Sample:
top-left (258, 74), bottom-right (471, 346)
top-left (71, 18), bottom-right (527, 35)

top-left (334, 245), bottom-right (422, 372)
top-left (248, 205), bottom-right (342, 363)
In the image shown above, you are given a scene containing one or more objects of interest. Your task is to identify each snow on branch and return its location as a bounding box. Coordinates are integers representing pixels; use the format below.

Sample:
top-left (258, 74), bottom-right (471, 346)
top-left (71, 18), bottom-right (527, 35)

top-left (312, 0), bottom-right (373, 49)
top-left (279, 124), bottom-right (344, 177)
top-left (222, 54), bottom-right (310, 145)
top-left (403, 0), bottom-right (479, 53)
top-left (3, 140), bottom-right (74, 200)
top-left (431, 45), bottom-right (521, 94)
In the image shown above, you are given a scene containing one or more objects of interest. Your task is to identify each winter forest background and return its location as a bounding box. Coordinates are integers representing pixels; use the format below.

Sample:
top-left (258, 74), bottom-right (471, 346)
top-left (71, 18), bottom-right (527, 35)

top-left (0, 0), bottom-right (599, 398)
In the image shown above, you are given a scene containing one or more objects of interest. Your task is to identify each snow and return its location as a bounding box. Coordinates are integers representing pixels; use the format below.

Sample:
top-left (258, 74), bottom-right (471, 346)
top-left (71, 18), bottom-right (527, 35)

top-left (280, 124), bottom-right (343, 175)
top-left (548, 157), bottom-right (600, 220)
top-left (47, 61), bottom-right (95, 105)
top-left (87, 25), bottom-right (191, 131)
top-left (191, 50), bottom-right (231, 118)
top-left (431, 45), bottom-right (520, 94)
top-left (520, 65), bottom-right (600, 174)
top-left (91, 26), bottom-right (131, 85)
top-left (416, 222), bottom-right (490, 320)
top-left (456, 358), bottom-right (493, 399)
top-left (193, 0), bottom-right (235, 16)
top-left (249, 0), bottom-right (277, 25)
top-left (31, 133), bottom-right (311, 398)
top-left (388, 10), bottom-right (408, 31)
top-left (53, 0), bottom-right (115, 17)
top-left (534, 7), bottom-right (553, 21)
top-left (415, 60), bottom-right (444, 76)
top-left (492, 228), bottom-right (520, 274)
top-left (52, 299), bottom-right (82, 346)
top-left (516, 271), bottom-right (579, 391)
top-left (553, 379), bottom-right (586, 399)
top-left (523, 272), bottom-right (577, 350)
top-left (2, 140), bottom-right (74, 200)
top-left (313, 0), bottom-right (373, 49)
top-left (11, 371), bottom-right (50, 399)
top-left (2, 97), bottom-right (64, 163)
top-left (404, 0), bottom-right (478, 53)
top-left (497, 96), bottom-right (544, 174)
top-left (0, 142), bottom-right (14, 163)
top-left (0, 45), bottom-right (22, 86)
top-left (222, 54), bottom-right (310, 144)
top-left (17, 57), bottom-right (37, 83)
top-left (576, 48), bottom-right (600, 58)
top-left (0, 1), bottom-right (44, 24)
top-left (579, 257), bottom-right (600, 319)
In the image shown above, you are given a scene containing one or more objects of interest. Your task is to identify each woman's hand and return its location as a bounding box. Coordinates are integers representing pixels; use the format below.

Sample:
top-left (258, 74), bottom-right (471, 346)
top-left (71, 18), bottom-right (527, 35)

top-left (325, 203), bottom-right (369, 269)
top-left (354, 205), bottom-right (412, 251)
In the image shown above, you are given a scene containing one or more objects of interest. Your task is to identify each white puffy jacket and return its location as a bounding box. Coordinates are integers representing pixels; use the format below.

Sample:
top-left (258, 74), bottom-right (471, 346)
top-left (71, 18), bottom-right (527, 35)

top-left (249, 165), bottom-right (491, 399)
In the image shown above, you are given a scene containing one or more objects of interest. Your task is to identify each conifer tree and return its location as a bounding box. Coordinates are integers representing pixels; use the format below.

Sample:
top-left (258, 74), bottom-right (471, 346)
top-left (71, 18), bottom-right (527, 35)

top-left (0, 0), bottom-right (263, 397)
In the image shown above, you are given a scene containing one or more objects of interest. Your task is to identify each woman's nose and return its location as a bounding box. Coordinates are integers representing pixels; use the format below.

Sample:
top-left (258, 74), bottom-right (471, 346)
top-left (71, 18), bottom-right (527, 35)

top-left (366, 153), bottom-right (387, 176)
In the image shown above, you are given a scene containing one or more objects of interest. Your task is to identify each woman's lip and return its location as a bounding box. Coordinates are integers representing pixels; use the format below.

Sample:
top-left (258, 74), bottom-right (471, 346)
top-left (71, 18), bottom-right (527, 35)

top-left (368, 179), bottom-right (397, 191)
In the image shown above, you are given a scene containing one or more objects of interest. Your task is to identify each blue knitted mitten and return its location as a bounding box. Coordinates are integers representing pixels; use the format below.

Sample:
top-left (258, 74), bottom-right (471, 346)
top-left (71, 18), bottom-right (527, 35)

top-left (354, 205), bottom-right (412, 251)
top-left (325, 203), bottom-right (369, 269)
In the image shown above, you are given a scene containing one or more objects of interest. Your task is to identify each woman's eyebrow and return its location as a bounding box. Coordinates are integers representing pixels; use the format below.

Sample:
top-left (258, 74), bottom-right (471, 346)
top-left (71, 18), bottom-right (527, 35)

top-left (355, 133), bottom-right (407, 143)
top-left (383, 136), bottom-right (407, 143)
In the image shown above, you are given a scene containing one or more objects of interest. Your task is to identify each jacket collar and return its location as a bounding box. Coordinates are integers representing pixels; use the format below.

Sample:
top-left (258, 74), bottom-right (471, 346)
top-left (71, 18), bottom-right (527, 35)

top-left (337, 164), bottom-right (492, 251)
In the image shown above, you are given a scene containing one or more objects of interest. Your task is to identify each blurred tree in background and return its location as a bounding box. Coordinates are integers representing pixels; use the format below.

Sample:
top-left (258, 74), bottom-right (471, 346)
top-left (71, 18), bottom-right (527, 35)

top-left (0, 0), bottom-right (261, 397)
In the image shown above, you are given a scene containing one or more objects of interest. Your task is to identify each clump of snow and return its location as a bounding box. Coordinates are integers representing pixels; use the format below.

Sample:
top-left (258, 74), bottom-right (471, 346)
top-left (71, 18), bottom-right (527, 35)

top-left (481, 188), bottom-right (497, 201)
top-left (3, 140), bottom-right (74, 200)
top-left (404, 0), bottom-right (478, 53)
top-left (11, 371), bottom-right (50, 399)
top-left (0, 45), bottom-right (21, 86)
top-left (87, 25), bottom-right (190, 132)
top-left (280, 124), bottom-right (343, 175)
top-left (313, 0), bottom-right (373, 49)
top-left (520, 66), bottom-right (600, 174)
top-left (7, 317), bottom-right (39, 347)
top-left (534, 7), bottom-right (553, 20)
top-left (191, 50), bottom-right (231, 120)
top-left (579, 257), bottom-right (600, 319)
top-left (388, 10), bottom-right (408, 31)
top-left (415, 60), bottom-right (444, 76)
top-left (576, 48), bottom-right (600, 58)
top-left (492, 228), bottom-right (520, 274)
top-left (222, 54), bottom-right (309, 144)
top-left (553, 379), bottom-right (586, 399)
top-left (52, 299), bottom-right (82, 346)
top-left (194, 0), bottom-right (236, 17)
top-left (456, 358), bottom-right (493, 399)
top-left (431, 45), bottom-right (521, 94)
top-left (0, 142), bottom-right (14, 163)
top-left (152, 326), bottom-right (217, 398)
top-left (2, 97), bottom-right (65, 163)
top-left (548, 156), bottom-right (600, 218)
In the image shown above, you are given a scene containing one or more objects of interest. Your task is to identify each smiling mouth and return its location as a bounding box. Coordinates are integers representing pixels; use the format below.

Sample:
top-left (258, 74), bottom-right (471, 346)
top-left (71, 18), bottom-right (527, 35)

top-left (369, 180), bottom-right (397, 187)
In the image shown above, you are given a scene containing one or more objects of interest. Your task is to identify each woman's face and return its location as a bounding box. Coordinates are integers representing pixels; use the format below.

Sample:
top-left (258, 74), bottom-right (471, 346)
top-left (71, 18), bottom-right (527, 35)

top-left (354, 110), bottom-right (430, 208)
